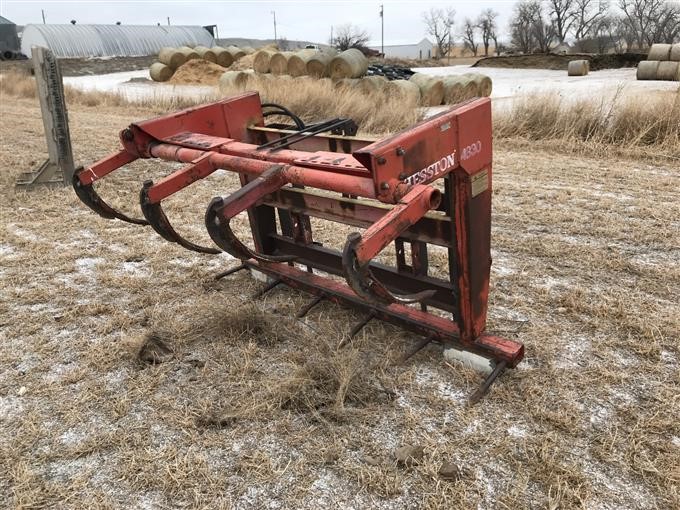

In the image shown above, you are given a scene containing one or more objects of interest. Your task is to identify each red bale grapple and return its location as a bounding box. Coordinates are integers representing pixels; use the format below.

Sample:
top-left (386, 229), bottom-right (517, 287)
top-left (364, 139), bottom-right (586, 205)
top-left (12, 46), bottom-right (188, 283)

top-left (73, 92), bottom-right (524, 402)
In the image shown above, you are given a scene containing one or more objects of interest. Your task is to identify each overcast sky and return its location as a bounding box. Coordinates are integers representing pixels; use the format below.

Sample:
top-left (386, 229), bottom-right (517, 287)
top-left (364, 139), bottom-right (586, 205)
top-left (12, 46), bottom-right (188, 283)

top-left (1, 0), bottom-right (521, 43)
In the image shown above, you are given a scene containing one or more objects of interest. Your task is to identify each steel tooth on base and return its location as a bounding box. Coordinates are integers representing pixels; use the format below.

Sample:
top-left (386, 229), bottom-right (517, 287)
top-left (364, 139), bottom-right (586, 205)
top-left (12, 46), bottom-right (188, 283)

top-left (295, 294), bottom-right (324, 318)
top-left (72, 171), bottom-right (149, 225)
top-left (398, 335), bottom-right (435, 364)
top-left (140, 181), bottom-right (220, 254)
top-left (338, 311), bottom-right (376, 349)
top-left (468, 360), bottom-right (508, 405)
top-left (252, 279), bottom-right (282, 299)
top-left (214, 264), bottom-right (248, 281)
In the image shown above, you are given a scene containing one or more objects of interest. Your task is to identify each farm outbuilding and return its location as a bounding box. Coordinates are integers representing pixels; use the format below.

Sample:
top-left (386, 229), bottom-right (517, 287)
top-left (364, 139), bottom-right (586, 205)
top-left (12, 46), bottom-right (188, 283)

top-left (20, 24), bottom-right (214, 58)
top-left (0, 16), bottom-right (21, 56)
top-left (367, 38), bottom-right (434, 60)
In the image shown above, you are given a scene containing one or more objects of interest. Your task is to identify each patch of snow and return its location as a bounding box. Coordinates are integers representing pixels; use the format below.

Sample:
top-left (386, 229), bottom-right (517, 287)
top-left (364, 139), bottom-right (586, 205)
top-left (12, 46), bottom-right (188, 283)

top-left (0, 243), bottom-right (16, 257)
top-left (76, 257), bottom-right (105, 275)
top-left (507, 424), bottom-right (527, 438)
top-left (121, 260), bottom-right (149, 277)
top-left (0, 395), bottom-right (25, 421)
top-left (7, 224), bottom-right (42, 242)
top-left (59, 428), bottom-right (89, 447)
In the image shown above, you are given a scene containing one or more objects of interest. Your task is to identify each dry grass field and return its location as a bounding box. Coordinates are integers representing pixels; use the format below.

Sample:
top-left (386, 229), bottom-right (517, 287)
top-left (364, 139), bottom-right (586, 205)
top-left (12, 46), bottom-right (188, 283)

top-left (0, 84), bottom-right (679, 509)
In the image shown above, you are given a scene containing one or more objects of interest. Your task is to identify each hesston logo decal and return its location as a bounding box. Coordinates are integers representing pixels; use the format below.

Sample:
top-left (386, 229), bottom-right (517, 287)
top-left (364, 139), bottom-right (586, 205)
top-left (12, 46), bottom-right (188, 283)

top-left (401, 151), bottom-right (457, 186)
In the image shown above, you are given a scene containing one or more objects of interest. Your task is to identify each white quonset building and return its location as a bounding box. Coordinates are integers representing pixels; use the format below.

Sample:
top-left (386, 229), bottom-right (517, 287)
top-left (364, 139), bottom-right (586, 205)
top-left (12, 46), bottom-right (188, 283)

top-left (20, 24), bottom-right (214, 58)
top-left (367, 38), bottom-right (434, 59)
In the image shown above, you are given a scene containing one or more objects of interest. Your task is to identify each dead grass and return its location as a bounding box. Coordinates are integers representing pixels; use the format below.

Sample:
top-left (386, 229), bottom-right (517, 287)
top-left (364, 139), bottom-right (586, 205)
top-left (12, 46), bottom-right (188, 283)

top-left (0, 89), bottom-right (679, 508)
top-left (3, 69), bottom-right (678, 152)
top-left (495, 87), bottom-right (680, 156)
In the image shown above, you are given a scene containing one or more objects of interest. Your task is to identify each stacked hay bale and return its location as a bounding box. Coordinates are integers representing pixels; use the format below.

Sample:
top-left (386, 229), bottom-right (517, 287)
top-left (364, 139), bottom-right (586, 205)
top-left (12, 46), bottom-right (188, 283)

top-left (287, 49), bottom-right (319, 77)
top-left (637, 43), bottom-right (680, 81)
top-left (270, 51), bottom-right (294, 74)
top-left (149, 45), bottom-right (255, 82)
top-left (329, 49), bottom-right (369, 79)
top-left (306, 49), bottom-right (338, 77)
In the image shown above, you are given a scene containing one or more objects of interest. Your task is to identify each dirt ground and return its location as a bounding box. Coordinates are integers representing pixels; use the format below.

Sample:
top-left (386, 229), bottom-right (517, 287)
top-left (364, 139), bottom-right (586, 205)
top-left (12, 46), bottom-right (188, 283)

top-left (474, 52), bottom-right (647, 71)
top-left (0, 97), bottom-right (678, 509)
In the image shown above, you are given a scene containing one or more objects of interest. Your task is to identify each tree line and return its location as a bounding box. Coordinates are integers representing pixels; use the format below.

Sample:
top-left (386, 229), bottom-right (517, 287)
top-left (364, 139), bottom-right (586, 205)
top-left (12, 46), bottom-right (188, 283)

top-left (423, 0), bottom-right (680, 57)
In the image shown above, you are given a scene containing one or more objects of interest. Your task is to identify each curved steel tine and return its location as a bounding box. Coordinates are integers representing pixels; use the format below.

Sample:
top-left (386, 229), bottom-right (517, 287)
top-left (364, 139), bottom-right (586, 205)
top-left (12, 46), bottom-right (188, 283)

top-left (342, 232), bottom-right (436, 305)
top-left (205, 197), bottom-right (296, 263)
top-left (72, 170), bottom-right (148, 226)
top-left (140, 182), bottom-right (220, 254)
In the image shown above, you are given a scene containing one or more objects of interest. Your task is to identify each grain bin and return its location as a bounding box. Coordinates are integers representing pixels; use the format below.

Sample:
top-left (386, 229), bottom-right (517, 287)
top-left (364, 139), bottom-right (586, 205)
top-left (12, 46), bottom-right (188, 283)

top-left (409, 73), bottom-right (445, 106)
top-left (149, 62), bottom-right (173, 82)
top-left (269, 51), bottom-right (293, 74)
top-left (330, 48), bottom-right (369, 79)
top-left (657, 61), bottom-right (679, 81)
top-left (384, 79), bottom-right (421, 104)
top-left (158, 47), bottom-right (186, 70)
top-left (469, 73), bottom-right (492, 96)
top-left (213, 47), bottom-right (234, 68)
top-left (287, 49), bottom-right (318, 77)
top-left (670, 44), bottom-right (680, 61)
top-left (636, 60), bottom-right (660, 80)
top-left (253, 50), bottom-right (276, 73)
top-left (648, 44), bottom-right (671, 61)
top-left (567, 60), bottom-right (589, 76)
top-left (178, 46), bottom-right (200, 60)
top-left (306, 51), bottom-right (336, 78)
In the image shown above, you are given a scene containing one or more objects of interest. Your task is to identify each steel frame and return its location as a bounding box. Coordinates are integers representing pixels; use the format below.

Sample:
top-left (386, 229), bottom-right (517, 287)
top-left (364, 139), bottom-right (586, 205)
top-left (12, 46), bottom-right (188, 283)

top-left (72, 92), bottom-right (524, 400)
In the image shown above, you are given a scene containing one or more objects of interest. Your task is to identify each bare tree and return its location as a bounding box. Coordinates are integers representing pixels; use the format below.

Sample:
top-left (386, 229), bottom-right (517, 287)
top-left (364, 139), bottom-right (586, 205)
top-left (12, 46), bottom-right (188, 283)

top-left (477, 9), bottom-right (499, 56)
top-left (510, 1), bottom-right (555, 53)
top-left (573, 0), bottom-right (610, 41)
top-left (547, 0), bottom-right (576, 43)
top-left (619, 0), bottom-right (680, 48)
top-left (461, 18), bottom-right (479, 56)
top-left (332, 24), bottom-right (370, 51)
top-left (423, 7), bottom-right (456, 58)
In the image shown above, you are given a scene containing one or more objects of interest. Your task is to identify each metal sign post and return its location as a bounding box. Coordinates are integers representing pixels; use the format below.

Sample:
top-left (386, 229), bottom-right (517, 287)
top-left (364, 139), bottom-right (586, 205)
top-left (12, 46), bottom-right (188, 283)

top-left (16, 46), bottom-right (75, 188)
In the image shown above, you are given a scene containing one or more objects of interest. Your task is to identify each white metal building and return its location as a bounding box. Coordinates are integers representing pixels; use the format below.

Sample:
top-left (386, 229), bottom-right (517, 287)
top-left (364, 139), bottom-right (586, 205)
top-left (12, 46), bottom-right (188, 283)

top-left (367, 38), bottom-right (434, 59)
top-left (20, 24), bottom-right (214, 58)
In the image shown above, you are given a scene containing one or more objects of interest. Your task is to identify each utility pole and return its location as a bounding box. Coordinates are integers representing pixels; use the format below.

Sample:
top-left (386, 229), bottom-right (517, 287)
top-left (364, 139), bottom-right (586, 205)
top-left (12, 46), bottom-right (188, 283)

top-left (41, 9), bottom-right (46, 24)
top-left (167, 17), bottom-right (170, 26)
top-left (330, 25), bottom-right (333, 47)
top-left (271, 11), bottom-right (277, 42)
top-left (379, 4), bottom-right (384, 56)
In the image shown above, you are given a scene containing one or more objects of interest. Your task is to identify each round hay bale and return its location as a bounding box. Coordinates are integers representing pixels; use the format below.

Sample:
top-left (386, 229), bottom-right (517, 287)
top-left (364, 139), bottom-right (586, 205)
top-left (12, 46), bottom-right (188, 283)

top-left (384, 79), bottom-right (421, 104)
top-left (637, 60), bottom-right (660, 80)
top-left (269, 51), bottom-right (293, 74)
top-left (227, 46), bottom-right (247, 60)
top-left (469, 73), bottom-right (492, 96)
top-left (334, 78), bottom-right (360, 90)
top-left (253, 50), bottom-right (276, 73)
top-left (178, 46), bottom-right (200, 60)
top-left (306, 51), bottom-right (335, 78)
top-left (657, 61), bottom-right (679, 81)
top-left (457, 74), bottom-right (480, 100)
top-left (357, 75), bottom-right (388, 95)
top-left (158, 47), bottom-right (186, 70)
top-left (287, 49), bottom-right (318, 77)
top-left (442, 77), bottom-right (465, 104)
top-left (212, 47), bottom-right (234, 68)
top-left (149, 62), bottom-right (173, 82)
top-left (219, 70), bottom-right (254, 92)
top-left (671, 44), bottom-right (680, 62)
top-left (648, 43), bottom-right (671, 61)
top-left (567, 60), bottom-right (589, 76)
top-left (241, 46), bottom-right (256, 54)
top-left (194, 46), bottom-right (217, 63)
top-left (330, 48), bottom-right (369, 79)
top-left (409, 73), bottom-right (445, 106)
